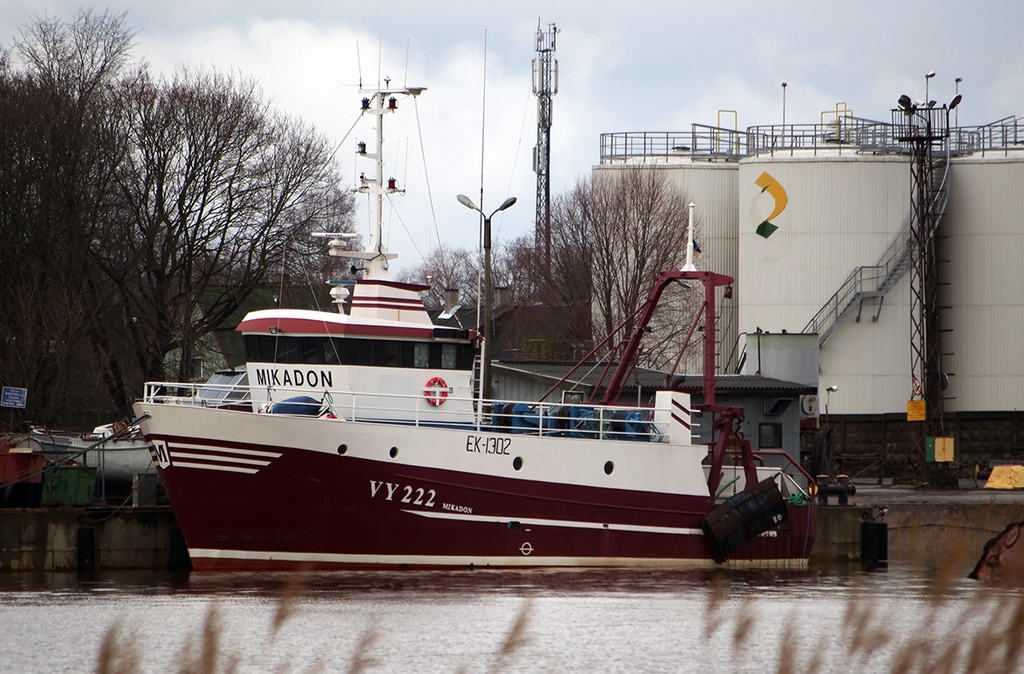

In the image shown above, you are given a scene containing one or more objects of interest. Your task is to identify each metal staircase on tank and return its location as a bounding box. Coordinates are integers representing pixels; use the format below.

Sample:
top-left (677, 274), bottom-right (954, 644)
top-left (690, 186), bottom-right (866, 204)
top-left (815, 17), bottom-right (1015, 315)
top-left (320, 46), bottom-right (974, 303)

top-left (802, 134), bottom-right (952, 345)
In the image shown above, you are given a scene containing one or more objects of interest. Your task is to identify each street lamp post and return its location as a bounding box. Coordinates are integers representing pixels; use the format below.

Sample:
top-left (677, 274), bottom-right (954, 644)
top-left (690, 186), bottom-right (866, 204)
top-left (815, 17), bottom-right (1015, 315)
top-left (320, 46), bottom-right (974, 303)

top-left (954, 77), bottom-right (962, 128)
top-left (781, 82), bottom-right (787, 133)
top-left (824, 384), bottom-right (838, 429)
top-left (457, 194), bottom-right (517, 404)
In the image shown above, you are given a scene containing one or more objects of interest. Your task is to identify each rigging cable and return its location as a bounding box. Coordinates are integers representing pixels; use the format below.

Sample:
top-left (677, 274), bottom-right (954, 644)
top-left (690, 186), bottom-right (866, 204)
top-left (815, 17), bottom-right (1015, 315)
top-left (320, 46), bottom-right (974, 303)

top-left (412, 95), bottom-right (442, 252)
top-left (495, 87), bottom-right (534, 243)
top-left (383, 191), bottom-right (425, 262)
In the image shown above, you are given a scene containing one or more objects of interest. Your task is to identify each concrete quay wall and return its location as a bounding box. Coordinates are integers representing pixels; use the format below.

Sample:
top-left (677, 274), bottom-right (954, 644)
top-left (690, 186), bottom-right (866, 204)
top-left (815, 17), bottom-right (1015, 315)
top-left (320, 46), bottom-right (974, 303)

top-left (812, 484), bottom-right (1024, 568)
top-left (0, 507), bottom-right (186, 572)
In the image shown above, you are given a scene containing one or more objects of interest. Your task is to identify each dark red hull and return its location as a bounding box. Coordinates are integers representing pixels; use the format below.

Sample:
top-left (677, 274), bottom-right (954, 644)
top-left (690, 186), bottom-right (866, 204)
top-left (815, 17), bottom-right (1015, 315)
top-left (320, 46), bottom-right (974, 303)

top-left (149, 427), bottom-right (816, 571)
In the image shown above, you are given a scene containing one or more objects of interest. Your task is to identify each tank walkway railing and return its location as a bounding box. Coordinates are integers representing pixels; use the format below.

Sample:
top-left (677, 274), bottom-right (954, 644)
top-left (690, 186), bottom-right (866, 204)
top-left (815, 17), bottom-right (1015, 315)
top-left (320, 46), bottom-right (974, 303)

top-left (599, 116), bottom-right (1018, 165)
top-left (803, 138), bottom-right (953, 345)
top-left (747, 117), bottom-right (898, 156)
top-left (965, 116), bottom-right (1024, 155)
top-left (599, 125), bottom-right (749, 163)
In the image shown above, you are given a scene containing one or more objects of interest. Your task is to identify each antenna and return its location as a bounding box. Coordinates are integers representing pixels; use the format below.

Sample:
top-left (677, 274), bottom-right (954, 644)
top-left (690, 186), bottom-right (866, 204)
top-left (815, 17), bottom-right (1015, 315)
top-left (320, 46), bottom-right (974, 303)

top-left (404, 38), bottom-right (410, 88)
top-left (475, 30), bottom-right (488, 336)
top-left (478, 30), bottom-right (488, 219)
top-left (532, 20), bottom-right (559, 276)
top-left (356, 42), bottom-right (363, 89)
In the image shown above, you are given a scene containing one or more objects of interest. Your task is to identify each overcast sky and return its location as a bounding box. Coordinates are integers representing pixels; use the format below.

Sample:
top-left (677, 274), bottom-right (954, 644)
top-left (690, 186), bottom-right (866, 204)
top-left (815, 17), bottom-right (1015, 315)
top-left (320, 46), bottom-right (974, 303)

top-left (4, 1), bottom-right (1022, 275)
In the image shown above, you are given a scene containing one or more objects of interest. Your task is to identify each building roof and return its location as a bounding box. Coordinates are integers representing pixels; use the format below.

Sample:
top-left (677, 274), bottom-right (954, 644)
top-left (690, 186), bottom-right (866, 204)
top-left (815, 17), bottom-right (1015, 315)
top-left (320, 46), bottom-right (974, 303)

top-left (497, 361), bottom-right (816, 396)
top-left (667, 374), bottom-right (817, 395)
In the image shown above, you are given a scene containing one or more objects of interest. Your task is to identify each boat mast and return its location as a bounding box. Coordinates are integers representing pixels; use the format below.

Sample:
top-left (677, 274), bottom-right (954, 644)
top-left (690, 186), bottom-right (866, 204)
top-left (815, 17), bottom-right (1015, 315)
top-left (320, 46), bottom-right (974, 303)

top-left (348, 81), bottom-right (425, 279)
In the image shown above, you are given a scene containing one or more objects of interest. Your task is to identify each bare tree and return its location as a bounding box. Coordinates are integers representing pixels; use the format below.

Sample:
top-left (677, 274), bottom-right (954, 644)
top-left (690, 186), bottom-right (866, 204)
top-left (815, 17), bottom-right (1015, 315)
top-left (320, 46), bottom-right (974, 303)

top-left (101, 67), bottom-right (353, 395)
top-left (0, 10), bottom-right (135, 425)
top-left (531, 178), bottom-right (596, 347)
top-left (397, 237), bottom-right (547, 312)
top-left (0, 10), bottom-right (354, 424)
top-left (542, 167), bottom-right (702, 372)
top-left (396, 244), bottom-right (479, 308)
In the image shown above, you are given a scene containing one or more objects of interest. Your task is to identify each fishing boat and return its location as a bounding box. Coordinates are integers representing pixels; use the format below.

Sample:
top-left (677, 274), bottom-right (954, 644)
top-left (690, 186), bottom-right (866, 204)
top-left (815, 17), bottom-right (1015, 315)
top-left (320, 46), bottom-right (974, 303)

top-left (132, 84), bottom-right (816, 571)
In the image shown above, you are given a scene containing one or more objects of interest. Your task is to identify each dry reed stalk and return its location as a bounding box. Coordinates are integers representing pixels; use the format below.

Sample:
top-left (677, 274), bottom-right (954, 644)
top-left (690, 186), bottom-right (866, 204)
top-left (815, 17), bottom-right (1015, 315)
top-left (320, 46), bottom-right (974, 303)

top-left (730, 601), bottom-right (755, 650)
top-left (174, 602), bottom-right (223, 674)
top-left (95, 621), bottom-right (119, 674)
top-left (271, 571), bottom-right (309, 640)
top-left (485, 599), bottom-right (532, 674)
top-left (702, 574), bottom-right (727, 642)
top-left (1002, 590), bottom-right (1024, 667)
top-left (928, 544), bottom-right (971, 602)
top-left (95, 621), bottom-right (141, 674)
top-left (344, 623), bottom-right (380, 674)
top-left (774, 616), bottom-right (799, 674)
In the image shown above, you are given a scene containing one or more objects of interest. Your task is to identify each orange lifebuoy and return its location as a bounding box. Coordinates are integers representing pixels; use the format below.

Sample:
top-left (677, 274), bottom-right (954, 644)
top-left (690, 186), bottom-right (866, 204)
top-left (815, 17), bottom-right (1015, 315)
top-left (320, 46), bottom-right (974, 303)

top-left (424, 376), bottom-right (449, 406)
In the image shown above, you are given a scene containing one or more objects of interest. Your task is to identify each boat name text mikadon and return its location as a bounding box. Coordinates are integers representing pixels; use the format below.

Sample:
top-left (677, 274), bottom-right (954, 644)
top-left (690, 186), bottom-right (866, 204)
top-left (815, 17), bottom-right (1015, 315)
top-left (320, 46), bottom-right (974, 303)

top-left (254, 368), bottom-right (334, 389)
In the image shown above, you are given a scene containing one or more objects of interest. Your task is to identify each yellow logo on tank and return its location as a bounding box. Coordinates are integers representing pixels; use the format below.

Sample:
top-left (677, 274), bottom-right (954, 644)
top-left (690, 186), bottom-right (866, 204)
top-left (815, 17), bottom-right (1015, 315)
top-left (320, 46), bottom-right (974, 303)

top-left (752, 171), bottom-right (788, 238)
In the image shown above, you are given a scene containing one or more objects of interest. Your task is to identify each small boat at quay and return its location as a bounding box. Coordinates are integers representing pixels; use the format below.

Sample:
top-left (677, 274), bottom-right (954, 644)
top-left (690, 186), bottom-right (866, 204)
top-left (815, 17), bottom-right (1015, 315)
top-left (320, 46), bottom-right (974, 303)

top-left (28, 422), bottom-right (153, 488)
top-left (132, 83), bottom-right (816, 571)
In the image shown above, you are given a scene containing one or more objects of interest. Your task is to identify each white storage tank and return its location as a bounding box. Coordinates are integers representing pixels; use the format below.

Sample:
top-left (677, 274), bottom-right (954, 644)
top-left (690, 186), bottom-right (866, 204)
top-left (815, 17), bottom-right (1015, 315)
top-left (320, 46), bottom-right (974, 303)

top-left (941, 149), bottom-right (1024, 412)
top-left (737, 151), bottom-right (913, 414)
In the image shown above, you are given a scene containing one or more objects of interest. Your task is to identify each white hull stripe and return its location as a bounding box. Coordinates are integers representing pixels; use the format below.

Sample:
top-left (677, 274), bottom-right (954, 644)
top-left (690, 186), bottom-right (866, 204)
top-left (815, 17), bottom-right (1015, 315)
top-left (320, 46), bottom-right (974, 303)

top-left (171, 462), bottom-right (260, 475)
top-left (402, 508), bottom-right (703, 536)
top-left (172, 452), bottom-right (273, 467)
top-left (171, 443), bottom-right (282, 459)
top-left (164, 442), bottom-right (282, 474)
top-left (187, 547), bottom-right (808, 569)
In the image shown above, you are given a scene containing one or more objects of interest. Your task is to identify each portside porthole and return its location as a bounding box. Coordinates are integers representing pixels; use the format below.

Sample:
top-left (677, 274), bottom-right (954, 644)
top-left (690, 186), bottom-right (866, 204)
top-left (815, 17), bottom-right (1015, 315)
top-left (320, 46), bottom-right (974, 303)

top-left (337, 444), bottom-right (348, 455)
top-left (389, 446), bottom-right (399, 459)
top-left (604, 461), bottom-right (615, 475)
top-left (512, 456), bottom-right (523, 471)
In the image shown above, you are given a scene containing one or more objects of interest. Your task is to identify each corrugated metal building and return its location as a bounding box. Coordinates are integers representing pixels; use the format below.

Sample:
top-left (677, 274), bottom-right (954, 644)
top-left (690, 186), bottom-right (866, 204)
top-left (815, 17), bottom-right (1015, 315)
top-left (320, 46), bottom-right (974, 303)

top-left (596, 109), bottom-right (1024, 465)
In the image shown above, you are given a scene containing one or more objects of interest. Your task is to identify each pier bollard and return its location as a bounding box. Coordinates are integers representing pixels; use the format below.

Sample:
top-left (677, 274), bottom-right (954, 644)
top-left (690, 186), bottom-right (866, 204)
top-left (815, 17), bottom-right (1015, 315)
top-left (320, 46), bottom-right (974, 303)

top-left (77, 527), bottom-right (96, 571)
top-left (861, 520), bottom-right (889, 563)
top-left (816, 475), bottom-right (829, 506)
top-left (837, 475), bottom-right (850, 506)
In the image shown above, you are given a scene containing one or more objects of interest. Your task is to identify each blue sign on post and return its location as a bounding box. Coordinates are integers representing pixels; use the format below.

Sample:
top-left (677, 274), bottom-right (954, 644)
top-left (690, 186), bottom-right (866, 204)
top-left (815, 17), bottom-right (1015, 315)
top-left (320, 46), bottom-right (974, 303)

top-left (1, 386), bottom-right (28, 409)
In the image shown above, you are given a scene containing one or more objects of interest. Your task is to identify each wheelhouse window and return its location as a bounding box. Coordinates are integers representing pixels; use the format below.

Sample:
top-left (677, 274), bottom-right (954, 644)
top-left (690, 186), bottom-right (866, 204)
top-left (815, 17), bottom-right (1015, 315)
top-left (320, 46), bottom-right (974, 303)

top-left (414, 343), bottom-right (429, 368)
top-left (244, 335), bottom-right (475, 370)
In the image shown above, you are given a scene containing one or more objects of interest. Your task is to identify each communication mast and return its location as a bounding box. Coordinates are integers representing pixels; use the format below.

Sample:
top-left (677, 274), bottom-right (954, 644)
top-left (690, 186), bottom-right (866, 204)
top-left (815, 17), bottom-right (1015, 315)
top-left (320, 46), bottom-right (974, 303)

top-left (532, 21), bottom-right (559, 273)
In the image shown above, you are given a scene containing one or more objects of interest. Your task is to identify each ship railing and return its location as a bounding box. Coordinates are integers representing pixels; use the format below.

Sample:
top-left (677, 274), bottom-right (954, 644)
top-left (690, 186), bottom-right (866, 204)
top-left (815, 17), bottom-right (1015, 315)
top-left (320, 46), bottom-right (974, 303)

top-left (753, 449), bottom-right (816, 494)
top-left (706, 449), bottom-right (815, 497)
top-left (140, 381), bottom-right (669, 443)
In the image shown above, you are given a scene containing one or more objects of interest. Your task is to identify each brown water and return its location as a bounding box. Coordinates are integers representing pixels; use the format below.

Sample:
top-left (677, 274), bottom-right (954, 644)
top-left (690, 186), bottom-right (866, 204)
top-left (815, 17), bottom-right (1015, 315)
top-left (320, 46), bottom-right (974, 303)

top-left (0, 566), bottom-right (1020, 673)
